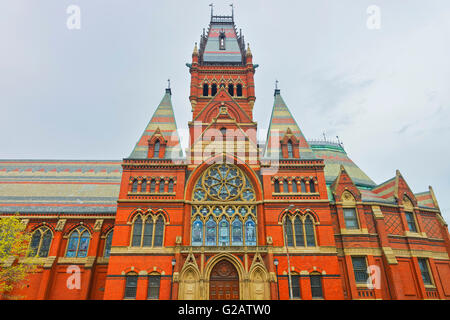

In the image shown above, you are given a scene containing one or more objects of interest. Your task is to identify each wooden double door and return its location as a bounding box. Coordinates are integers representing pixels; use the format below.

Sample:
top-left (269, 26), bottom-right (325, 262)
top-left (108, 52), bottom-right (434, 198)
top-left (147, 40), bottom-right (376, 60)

top-left (209, 260), bottom-right (239, 300)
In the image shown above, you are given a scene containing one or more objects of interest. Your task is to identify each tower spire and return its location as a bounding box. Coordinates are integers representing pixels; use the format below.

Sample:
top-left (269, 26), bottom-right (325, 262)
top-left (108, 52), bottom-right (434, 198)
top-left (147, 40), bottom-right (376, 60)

top-left (209, 3), bottom-right (214, 17)
top-left (166, 79), bottom-right (171, 95)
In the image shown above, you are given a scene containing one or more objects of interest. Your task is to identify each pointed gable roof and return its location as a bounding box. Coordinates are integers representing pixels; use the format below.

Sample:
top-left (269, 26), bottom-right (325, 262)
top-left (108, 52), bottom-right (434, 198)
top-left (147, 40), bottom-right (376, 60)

top-left (263, 89), bottom-right (316, 160)
top-left (128, 89), bottom-right (184, 160)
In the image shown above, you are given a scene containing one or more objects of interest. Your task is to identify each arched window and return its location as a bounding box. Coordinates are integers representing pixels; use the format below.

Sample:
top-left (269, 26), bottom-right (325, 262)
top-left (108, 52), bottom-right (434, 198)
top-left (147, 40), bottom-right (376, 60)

top-left (154, 216), bottom-right (164, 247)
top-left (168, 179), bottom-right (174, 193)
top-left (292, 180), bottom-right (298, 193)
top-left (218, 217), bottom-right (230, 246)
top-left (206, 217), bottom-right (217, 246)
top-left (287, 140), bottom-right (294, 158)
top-left (283, 180), bottom-right (289, 193)
top-left (131, 216), bottom-right (143, 247)
top-left (245, 216), bottom-right (257, 246)
top-left (294, 216), bottom-right (304, 247)
top-left (274, 179), bottom-right (280, 193)
top-left (153, 140), bottom-right (160, 158)
top-left (148, 275), bottom-right (161, 299)
top-left (284, 217), bottom-right (294, 247)
top-left (131, 180), bottom-right (138, 193)
top-left (150, 179), bottom-right (156, 193)
top-left (310, 180), bottom-right (316, 193)
top-left (305, 215), bottom-right (316, 246)
top-left (28, 227), bottom-right (52, 258)
top-left (220, 127), bottom-right (227, 137)
top-left (231, 217), bottom-right (243, 246)
top-left (228, 84), bottom-right (234, 96)
top-left (301, 180), bottom-right (306, 193)
top-left (141, 179), bottom-right (147, 193)
top-left (191, 217), bottom-right (203, 246)
top-left (66, 227), bottom-right (90, 258)
top-left (236, 84), bottom-right (243, 97)
top-left (143, 218), bottom-right (153, 247)
top-left (310, 273), bottom-right (323, 298)
top-left (219, 32), bottom-right (226, 50)
top-left (104, 230), bottom-right (113, 258)
top-left (124, 272), bottom-right (138, 299)
top-left (211, 84), bottom-right (217, 96)
top-left (203, 83), bottom-right (209, 96)
top-left (159, 180), bottom-right (165, 193)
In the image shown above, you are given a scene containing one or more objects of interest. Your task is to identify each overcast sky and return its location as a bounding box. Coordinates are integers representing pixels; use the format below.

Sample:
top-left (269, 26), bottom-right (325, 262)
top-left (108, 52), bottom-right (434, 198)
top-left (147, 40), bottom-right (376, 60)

top-left (0, 1), bottom-right (449, 222)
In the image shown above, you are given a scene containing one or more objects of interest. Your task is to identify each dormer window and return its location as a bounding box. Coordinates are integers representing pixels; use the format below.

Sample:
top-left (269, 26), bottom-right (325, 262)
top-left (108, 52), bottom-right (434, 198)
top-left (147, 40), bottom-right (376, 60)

top-left (219, 31), bottom-right (226, 50)
top-left (154, 140), bottom-right (160, 158)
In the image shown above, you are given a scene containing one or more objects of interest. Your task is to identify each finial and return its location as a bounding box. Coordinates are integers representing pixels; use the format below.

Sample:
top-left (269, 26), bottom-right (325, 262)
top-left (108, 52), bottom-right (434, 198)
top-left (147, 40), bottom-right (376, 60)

top-left (246, 43), bottom-right (252, 56)
top-left (323, 131), bottom-right (327, 141)
top-left (275, 79), bottom-right (279, 90)
top-left (209, 3), bottom-right (214, 17)
top-left (193, 42), bottom-right (198, 55)
top-left (230, 4), bottom-right (234, 18)
top-left (166, 79), bottom-right (172, 95)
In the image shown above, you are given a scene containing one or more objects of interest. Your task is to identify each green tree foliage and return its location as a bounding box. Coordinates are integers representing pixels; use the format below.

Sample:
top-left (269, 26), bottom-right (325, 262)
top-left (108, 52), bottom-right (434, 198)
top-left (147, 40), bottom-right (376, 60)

top-left (0, 214), bottom-right (38, 298)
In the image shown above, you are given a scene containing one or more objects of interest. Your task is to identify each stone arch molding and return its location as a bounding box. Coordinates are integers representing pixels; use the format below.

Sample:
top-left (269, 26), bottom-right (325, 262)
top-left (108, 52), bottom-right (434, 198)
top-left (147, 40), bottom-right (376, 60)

top-left (178, 253), bottom-right (202, 300)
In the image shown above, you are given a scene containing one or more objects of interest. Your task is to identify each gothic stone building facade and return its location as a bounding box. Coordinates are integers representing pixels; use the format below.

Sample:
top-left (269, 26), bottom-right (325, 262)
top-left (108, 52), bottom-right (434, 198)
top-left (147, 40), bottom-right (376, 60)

top-left (1, 14), bottom-right (449, 300)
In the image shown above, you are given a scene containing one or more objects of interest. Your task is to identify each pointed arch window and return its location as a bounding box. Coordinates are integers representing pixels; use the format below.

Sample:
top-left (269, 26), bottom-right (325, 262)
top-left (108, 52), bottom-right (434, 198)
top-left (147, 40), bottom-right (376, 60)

top-left (301, 180), bottom-right (306, 193)
top-left (104, 230), bottom-right (113, 258)
top-left (287, 140), bottom-right (294, 158)
top-left (283, 180), bottom-right (289, 193)
top-left (284, 217), bottom-right (294, 247)
top-left (206, 217), bottom-right (217, 246)
top-left (131, 216), bottom-right (143, 247)
top-left (159, 180), bottom-right (165, 193)
top-left (274, 179), bottom-right (280, 193)
top-left (150, 179), bottom-right (156, 193)
top-left (219, 32), bottom-right (226, 50)
top-left (203, 83), bottom-right (209, 96)
top-left (66, 227), bottom-right (90, 258)
top-left (310, 180), bottom-right (316, 193)
top-left (305, 216), bottom-right (316, 246)
top-left (236, 84), bottom-right (243, 97)
top-left (154, 216), bottom-right (164, 247)
top-left (131, 180), bottom-right (138, 193)
top-left (141, 179), bottom-right (147, 193)
top-left (143, 218), bottom-right (153, 247)
top-left (153, 140), bottom-right (160, 158)
top-left (231, 217), bottom-right (243, 246)
top-left (228, 84), bottom-right (234, 96)
top-left (192, 217), bottom-right (203, 246)
top-left (294, 216), bottom-right (304, 247)
top-left (211, 84), bottom-right (217, 96)
top-left (292, 180), bottom-right (298, 193)
top-left (218, 217), bottom-right (230, 246)
top-left (245, 216), bottom-right (256, 246)
top-left (28, 227), bottom-right (52, 258)
top-left (168, 179), bottom-right (174, 193)
top-left (131, 214), bottom-right (165, 247)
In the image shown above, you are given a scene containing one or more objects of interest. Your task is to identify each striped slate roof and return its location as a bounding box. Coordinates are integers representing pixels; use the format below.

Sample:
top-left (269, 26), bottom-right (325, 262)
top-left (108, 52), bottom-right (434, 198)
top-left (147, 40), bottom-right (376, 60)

top-left (263, 90), bottom-right (317, 160)
top-left (0, 160), bottom-right (122, 214)
top-left (415, 189), bottom-right (437, 209)
top-left (310, 141), bottom-right (376, 188)
top-left (200, 15), bottom-right (245, 65)
top-left (128, 89), bottom-right (184, 160)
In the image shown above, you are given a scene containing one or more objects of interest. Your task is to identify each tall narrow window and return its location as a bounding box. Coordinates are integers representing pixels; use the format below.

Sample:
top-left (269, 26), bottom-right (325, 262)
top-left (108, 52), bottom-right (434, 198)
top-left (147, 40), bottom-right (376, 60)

top-left (206, 217), bottom-right (217, 246)
top-left (124, 273), bottom-right (138, 299)
top-left (287, 140), bottom-right (294, 158)
top-left (219, 33), bottom-right (226, 50)
top-left (192, 217), bottom-right (203, 246)
top-left (343, 208), bottom-right (359, 229)
top-left (294, 216), bottom-right (304, 247)
top-left (228, 84), bottom-right (234, 96)
top-left (283, 180), bottom-right (289, 193)
top-left (66, 227), bottom-right (90, 258)
top-left (309, 180), bottom-right (316, 193)
top-left (305, 216), bottom-right (316, 246)
top-left (284, 217), bottom-right (294, 247)
top-left (104, 231), bottom-right (113, 258)
top-left (148, 275), bottom-right (161, 299)
top-left (211, 84), bottom-right (217, 96)
top-left (131, 180), bottom-right (138, 193)
top-left (236, 84), bottom-right (243, 97)
top-left (159, 180), bottom-right (165, 193)
top-left (168, 179), bottom-right (174, 193)
top-left (132, 216), bottom-right (143, 247)
top-left (301, 180), bottom-right (306, 193)
top-left (245, 216), bottom-right (256, 246)
top-left (352, 257), bottom-right (368, 283)
top-left (292, 180), bottom-right (298, 193)
top-left (153, 140), bottom-right (160, 158)
top-left (231, 217), bottom-right (243, 246)
top-left (141, 179), bottom-right (147, 193)
top-left (150, 179), bottom-right (156, 193)
top-left (218, 217), bottom-right (230, 246)
top-left (203, 83), bottom-right (209, 96)
top-left (418, 258), bottom-right (432, 285)
top-left (274, 179), bottom-right (280, 193)
top-left (310, 274), bottom-right (323, 298)
top-left (405, 212), bottom-right (417, 232)
top-left (290, 275), bottom-right (301, 299)
top-left (154, 216), bottom-right (164, 247)
top-left (143, 218), bottom-right (153, 247)
top-left (28, 227), bottom-right (52, 258)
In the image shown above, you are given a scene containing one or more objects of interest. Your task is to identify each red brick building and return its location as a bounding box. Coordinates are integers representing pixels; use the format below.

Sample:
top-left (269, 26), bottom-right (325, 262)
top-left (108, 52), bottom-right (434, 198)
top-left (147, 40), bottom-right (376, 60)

top-left (1, 12), bottom-right (449, 300)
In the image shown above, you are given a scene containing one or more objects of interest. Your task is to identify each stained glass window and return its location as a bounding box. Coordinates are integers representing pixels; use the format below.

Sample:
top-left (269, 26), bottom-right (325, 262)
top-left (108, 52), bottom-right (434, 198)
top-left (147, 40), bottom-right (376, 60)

top-left (104, 231), bottom-right (113, 258)
top-left (66, 227), bottom-right (90, 258)
top-left (231, 218), bottom-right (243, 246)
top-left (219, 217), bottom-right (230, 246)
top-left (192, 218), bottom-right (203, 246)
top-left (206, 217), bottom-right (217, 246)
top-left (28, 227), bottom-right (52, 258)
top-left (245, 217), bottom-right (256, 246)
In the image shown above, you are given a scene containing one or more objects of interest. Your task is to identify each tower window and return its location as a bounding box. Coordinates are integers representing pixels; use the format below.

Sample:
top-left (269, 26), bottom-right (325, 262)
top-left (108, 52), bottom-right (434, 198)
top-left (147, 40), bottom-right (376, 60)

top-left (203, 83), bottom-right (209, 96)
top-left (287, 140), bottom-right (294, 158)
top-left (153, 140), bottom-right (160, 158)
top-left (418, 258), bottom-right (433, 285)
top-left (211, 84), bottom-right (217, 96)
top-left (274, 179), bottom-right (280, 193)
top-left (343, 208), bottom-right (359, 229)
top-left (219, 32), bottom-right (226, 50)
top-left (405, 211), bottom-right (417, 232)
top-left (228, 84), bottom-right (234, 96)
top-left (309, 180), bottom-right (316, 193)
top-left (236, 84), bottom-right (243, 97)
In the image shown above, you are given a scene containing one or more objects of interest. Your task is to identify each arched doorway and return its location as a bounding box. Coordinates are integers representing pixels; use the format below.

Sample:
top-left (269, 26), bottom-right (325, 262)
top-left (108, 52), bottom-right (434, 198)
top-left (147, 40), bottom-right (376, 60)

top-left (209, 260), bottom-right (239, 300)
